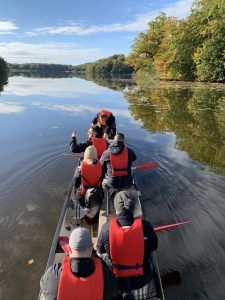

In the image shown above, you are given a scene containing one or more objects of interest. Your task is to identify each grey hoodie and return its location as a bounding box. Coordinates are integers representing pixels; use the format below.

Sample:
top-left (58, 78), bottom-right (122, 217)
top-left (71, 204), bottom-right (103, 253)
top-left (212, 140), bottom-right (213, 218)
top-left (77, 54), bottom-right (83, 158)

top-left (100, 141), bottom-right (137, 189)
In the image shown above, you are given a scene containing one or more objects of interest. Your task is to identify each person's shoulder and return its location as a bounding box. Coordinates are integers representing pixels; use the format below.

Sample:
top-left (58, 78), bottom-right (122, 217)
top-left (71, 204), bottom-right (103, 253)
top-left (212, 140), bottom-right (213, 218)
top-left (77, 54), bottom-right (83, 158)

top-left (142, 219), bottom-right (154, 229)
top-left (100, 148), bottom-right (110, 160)
top-left (41, 263), bottom-right (62, 282)
top-left (101, 222), bottom-right (110, 232)
top-left (127, 146), bottom-right (136, 155)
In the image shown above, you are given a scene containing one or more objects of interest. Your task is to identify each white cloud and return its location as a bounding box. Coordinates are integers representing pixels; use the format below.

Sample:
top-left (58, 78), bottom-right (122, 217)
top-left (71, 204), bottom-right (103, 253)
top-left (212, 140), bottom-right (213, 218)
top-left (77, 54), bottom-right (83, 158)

top-left (0, 42), bottom-right (110, 64)
top-left (4, 76), bottom-right (111, 97)
top-left (30, 102), bottom-right (132, 120)
top-left (26, 0), bottom-right (194, 36)
top-left (0, 102), bottom-right (25, 114)
top-left (0, 21), bottom-right (18, 34)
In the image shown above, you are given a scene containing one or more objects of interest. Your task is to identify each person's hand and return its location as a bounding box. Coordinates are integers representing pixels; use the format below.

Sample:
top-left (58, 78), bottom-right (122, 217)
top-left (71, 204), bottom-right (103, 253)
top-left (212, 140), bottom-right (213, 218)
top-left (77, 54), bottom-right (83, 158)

top-left (71, 131), bottom-right (76, 138)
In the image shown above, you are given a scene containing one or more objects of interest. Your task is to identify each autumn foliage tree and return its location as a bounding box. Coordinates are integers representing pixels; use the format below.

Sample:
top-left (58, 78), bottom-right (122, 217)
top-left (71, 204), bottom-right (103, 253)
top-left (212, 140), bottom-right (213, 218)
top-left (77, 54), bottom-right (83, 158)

top-left (125, 0), bottom-right (225, 82)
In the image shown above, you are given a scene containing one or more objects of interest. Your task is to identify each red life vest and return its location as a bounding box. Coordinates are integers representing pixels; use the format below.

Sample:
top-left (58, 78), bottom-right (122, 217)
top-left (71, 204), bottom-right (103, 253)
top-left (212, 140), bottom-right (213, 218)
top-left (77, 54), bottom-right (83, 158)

top-left (109, 218), bottom-right (144, 278)
top-left (110, 146), bottom-right (128, 176)
top-left (80, 161), bottom-right (102, 194)
top-left (91, 137), bottom-right (108, 158)
top-left (57, 257), bottom-right (104, 300)
top-left (97, 110), bottom-right (112, 125)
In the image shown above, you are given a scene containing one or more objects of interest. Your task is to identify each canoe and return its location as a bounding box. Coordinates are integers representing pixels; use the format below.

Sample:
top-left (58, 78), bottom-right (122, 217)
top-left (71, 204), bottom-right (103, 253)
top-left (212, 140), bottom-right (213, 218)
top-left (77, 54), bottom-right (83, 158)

top-left (38, 175), bottom-right (165, 300)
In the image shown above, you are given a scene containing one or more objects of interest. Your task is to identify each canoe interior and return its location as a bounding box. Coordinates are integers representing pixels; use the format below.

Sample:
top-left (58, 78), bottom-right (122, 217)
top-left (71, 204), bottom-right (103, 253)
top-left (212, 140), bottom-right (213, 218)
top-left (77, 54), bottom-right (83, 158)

top-left (39, 182), bottom-right (165, 300)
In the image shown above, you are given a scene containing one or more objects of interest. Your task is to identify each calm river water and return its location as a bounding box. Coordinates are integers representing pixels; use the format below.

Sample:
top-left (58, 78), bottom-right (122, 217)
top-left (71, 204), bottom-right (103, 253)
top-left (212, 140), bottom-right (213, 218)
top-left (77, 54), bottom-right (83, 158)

top-left (0, 75), bottom-right (225, 300)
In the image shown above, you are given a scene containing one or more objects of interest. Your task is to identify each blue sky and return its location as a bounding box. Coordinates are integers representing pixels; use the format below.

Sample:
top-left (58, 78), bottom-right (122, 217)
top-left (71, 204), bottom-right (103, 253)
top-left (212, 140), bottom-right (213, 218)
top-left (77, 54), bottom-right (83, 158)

top-left (0, 0), bottom-right (194, 65)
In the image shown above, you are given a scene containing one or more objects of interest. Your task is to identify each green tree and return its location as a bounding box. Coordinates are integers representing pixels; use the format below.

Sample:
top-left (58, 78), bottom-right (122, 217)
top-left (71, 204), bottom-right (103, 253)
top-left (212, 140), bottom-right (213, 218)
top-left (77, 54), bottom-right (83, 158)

top-left (193, 0), bottom-right (225, 81)
top-left (125, 13), bottom-right (168, 71)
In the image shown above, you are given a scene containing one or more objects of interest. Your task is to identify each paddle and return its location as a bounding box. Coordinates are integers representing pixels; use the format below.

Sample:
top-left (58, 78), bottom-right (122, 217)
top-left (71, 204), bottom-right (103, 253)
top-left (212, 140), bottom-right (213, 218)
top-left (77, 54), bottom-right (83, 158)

top-left (132, 162), bottom-right (158, 170)
top-left (63, 153), bottom-right (83, 157)
top-left (58, 221), bottom-right (189, 255)
top-left (153, 221), bottom-right (189, 232)
top-left (58, 236), bottom-right (70, 254)
top-left (64, 154), bottom-right (157, 170)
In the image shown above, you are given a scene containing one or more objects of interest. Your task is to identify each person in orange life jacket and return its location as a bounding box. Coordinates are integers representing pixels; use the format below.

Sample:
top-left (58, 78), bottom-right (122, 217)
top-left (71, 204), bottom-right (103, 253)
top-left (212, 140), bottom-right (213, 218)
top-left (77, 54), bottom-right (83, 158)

top-left (100, 133), bottom-right (137, 198)
top-left (96, 191), bottom-right (158, 293)
top-left (73, 146), bottom-right (104, 208)
top-left (92, 110), bottom-right (116, 139)
top-left (70, 126), bottom-right (108, 157)
top-left (40, 227), bottom-right (120, 300)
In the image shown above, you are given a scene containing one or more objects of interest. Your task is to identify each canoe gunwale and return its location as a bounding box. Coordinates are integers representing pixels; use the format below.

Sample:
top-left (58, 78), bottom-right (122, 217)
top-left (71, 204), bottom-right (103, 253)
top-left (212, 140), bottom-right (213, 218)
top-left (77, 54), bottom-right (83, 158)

top-left (44, 179), bottom-right (74, 270)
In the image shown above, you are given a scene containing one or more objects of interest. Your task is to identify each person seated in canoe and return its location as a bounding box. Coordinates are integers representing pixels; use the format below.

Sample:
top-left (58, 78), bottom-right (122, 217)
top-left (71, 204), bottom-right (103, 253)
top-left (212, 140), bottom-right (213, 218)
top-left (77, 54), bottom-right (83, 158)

top-left (100, 133), bottom-right (136, 199)
top-left (70, 126), bottom-right (109, 158)
top-left (40, 227), bottom-right (119, 300)
top-left (73, 146), bottom-right (104, 217)
top-left (97, 191), bottom-right (158, 299)
top-left (91, 109), bottom-right (116, 139)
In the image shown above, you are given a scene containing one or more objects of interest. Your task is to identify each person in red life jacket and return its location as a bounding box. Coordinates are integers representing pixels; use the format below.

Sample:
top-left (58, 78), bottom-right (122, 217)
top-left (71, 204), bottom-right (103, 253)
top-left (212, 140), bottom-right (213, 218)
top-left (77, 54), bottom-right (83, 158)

top-left (100, 133), bottom-right (136, 199)
top-left (73, 146), bottom-right (104, 210)
top-left (96, 191), bottom-right (158, 297)
top-left (40, 227), bottom-right (120, 300)
top-left (92, 110), bottom-right (116, 139)
top-left (70, 126), bottom-right (108, 158)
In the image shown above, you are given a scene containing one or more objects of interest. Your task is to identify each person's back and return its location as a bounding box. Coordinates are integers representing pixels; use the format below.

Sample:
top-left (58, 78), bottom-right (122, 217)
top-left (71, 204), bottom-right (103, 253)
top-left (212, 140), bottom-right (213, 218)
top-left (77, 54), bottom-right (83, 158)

top-left (40, 228), bottom-right (119, 300)
top-left (100, 133), bottom-right (136, 191)
top-left (74, 146), bottom-right (104, 208)
top-left (70, 126), bottom-right (108, 155)
top-left (97, 191), bottom-right (158, 293)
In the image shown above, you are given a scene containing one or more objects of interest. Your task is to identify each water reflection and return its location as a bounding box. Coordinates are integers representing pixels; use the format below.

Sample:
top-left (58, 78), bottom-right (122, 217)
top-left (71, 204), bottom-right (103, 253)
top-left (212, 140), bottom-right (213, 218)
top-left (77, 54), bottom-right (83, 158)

top-left (123, 82), bottom-right (225, 175)
top-left (78, 73), bottom-right (135, 91)
top-left (0, 74), bottom-right (8, 93)
top-left (4, 76), bottom-right (110, 97)
top-left (0, 102), bottom-right (26, 114)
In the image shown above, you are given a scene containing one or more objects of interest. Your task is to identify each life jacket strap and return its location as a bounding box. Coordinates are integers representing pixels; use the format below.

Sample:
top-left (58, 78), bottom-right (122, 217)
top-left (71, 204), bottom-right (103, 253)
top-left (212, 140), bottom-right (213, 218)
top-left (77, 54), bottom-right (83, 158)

top-left (112, 167), bottom-right (128, 172)
top-left (113, 263), bottom-right (143, 271)
top-left (81, 175), bottom-right (102, 189)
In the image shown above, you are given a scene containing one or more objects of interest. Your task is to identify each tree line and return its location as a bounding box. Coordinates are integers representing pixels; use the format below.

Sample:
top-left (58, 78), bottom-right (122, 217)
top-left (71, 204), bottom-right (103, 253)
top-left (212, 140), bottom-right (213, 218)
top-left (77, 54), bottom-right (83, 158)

top-left (125, 0), bottom-right (225, 82)
top-left (9, 63), bottom-right (72, 73)
top-left (8, 55), bottom-right (134, 75)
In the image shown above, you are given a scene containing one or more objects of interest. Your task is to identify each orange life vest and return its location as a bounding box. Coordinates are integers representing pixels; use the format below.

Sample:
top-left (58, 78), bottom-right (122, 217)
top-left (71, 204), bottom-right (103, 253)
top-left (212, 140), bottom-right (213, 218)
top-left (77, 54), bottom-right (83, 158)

top-left (110, 146), bottom-right (128, 176)
top-left (109, 218), bottom-right (144, 278)
top-left (57, 257), bottom-right (104, 300)
top-left (91, 137), bottom-right (108, 158)
top-left (97, 110), bottom-right (112, 126)
top-left (80, 161), bottom-right (102, 194)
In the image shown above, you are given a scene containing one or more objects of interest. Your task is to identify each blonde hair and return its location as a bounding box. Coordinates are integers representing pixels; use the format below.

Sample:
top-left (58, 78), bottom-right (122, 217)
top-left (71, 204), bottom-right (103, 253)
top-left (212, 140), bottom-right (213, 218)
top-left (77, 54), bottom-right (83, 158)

top-left (83, 145), bottom-right (98, 164)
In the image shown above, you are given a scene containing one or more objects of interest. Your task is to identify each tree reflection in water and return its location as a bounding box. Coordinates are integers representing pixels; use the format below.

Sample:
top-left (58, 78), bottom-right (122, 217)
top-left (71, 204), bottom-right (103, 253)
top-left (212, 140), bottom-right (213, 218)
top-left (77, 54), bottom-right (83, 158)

top-left (124, 82), bottom-right (225, 175)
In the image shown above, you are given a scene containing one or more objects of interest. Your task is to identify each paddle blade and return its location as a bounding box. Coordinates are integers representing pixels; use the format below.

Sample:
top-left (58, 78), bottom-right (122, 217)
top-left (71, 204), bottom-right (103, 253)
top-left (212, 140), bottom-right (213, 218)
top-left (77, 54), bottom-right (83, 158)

top-left (154, 221), bottom-right (189, 232)
top-left (63, 153), bottom-right (84, 157)
top-left (132, 162), bottom-right (158, 170)
top-left (58, 236), bottom-right (70, 254)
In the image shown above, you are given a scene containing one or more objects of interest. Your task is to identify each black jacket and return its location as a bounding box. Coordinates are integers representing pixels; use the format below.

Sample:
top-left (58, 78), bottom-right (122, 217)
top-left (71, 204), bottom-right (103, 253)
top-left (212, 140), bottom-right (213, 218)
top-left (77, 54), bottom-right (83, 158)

top-left (70, 137), bottom-right (92, 153)
top-left (40, 256), bottom-right (120, 300)
top-left (96, 213), bottom-right (158, 291)
top-left (100, 141), bottom-right (137, 189)
top-left (92, 113), bottom-right (116, 136)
